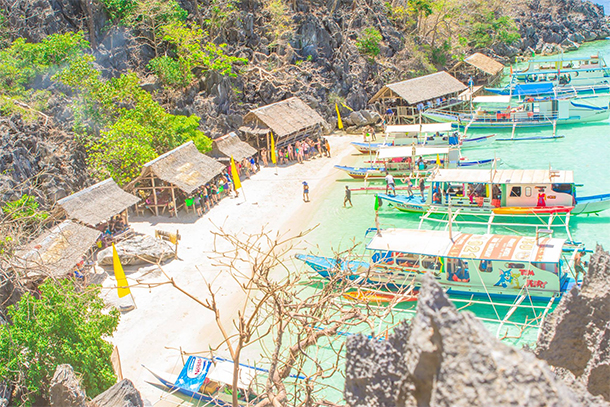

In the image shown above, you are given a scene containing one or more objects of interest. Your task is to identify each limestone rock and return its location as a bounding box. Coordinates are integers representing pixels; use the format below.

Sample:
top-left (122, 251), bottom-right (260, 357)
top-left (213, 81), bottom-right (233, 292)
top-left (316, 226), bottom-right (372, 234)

top-left (89, 379), bottom-right (143, 407)
top-left (97, 235), bottom-right (175, 266)
top-left (345, 275), bottom-right (603, 407)
top-left (49, 364), bottom-right (87, 407)
top-left (537, 246), bottom-right (610, 401)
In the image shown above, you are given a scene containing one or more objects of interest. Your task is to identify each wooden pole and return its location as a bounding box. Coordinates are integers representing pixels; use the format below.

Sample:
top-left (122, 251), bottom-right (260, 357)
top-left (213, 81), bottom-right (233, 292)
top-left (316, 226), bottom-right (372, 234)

top-left (170, 185), bottom-right (178, 218)
top-left (151, 175), bottom-right (159, 216)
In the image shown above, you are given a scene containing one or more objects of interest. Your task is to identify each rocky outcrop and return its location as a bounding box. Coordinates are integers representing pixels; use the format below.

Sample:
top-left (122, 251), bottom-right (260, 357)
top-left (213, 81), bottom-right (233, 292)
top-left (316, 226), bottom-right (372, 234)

top-left (536, 246), bottom-right (610, 402)
top-left (345, 274), bottom-right (609, 407)
top-left (89, 379), bottom-right (143, 407)
top-left (0, 116), bottom-right (88, 207)
top-left (48, 364), bottom-right (87, 407)
top-left (97, 234), bottom-right (175, 266)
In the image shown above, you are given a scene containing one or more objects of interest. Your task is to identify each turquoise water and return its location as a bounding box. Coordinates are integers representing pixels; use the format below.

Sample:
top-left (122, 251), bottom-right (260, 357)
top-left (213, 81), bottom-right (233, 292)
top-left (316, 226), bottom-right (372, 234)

top-left (285, 41), bottom-right (610, 402)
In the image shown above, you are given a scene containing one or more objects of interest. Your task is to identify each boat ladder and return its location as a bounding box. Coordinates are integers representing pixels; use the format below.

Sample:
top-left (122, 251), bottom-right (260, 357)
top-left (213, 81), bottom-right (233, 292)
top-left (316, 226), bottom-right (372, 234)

top-left (495, 295), bottom-right (526, 338)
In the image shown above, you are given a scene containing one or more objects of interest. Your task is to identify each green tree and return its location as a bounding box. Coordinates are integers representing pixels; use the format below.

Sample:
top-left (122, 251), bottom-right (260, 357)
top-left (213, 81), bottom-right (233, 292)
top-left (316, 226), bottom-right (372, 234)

top-left (356, 28), bottom-right (383, 60)
top-left (99, 0), bottom-right (136, 22)
top-left (1, 195), bottom-right (48, 224)
top-left (0, 280), bottom-right (120, 405)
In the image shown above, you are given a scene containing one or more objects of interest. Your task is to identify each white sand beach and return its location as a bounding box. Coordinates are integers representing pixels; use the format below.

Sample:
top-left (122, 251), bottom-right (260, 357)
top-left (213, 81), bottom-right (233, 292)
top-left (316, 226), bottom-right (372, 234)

top-left (102, 134), bottom-right (359, 405)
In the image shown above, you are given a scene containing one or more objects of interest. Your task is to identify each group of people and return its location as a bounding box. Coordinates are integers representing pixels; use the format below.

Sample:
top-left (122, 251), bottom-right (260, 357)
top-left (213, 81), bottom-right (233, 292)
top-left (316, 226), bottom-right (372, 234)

top-left (259, 136), bottom-right (331, 166)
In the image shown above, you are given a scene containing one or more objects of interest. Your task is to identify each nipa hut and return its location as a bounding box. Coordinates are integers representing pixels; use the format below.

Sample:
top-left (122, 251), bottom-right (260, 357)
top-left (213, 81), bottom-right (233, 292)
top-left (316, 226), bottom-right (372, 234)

top-left (369, 71), bottom-right (468, 124)
top-left (207, 132), bottom-right (257, 163)
top-left (56, 178), bottom-right (140, 233)
top-left (127, 141), bottom-right (225, 217)
top-left (239, 97), bottom-right (326, 148)
top-left (449, 53), bottom-right (505, 86)
top-left (15, 220), bottom-right (101, 282)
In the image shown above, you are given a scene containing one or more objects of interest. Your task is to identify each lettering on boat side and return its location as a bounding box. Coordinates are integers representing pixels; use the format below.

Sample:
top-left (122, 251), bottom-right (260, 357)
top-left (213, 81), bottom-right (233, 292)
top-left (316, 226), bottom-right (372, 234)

top-left (525, 280), bottom-right (548, 289)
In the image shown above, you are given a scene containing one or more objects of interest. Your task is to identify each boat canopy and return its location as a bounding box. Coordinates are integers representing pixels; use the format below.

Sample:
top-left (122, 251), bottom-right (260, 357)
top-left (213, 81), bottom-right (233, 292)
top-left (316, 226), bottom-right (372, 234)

top-left (429, 169), bottom-right (574, 184)
top-left (377, 146), bottom-right (451, 159)
top-left (512, 83), bottom-right (555, 96)
top-left (206, 360), bottom-right (256, 389)
top-left (472, 95), bottom-right (511, 104)
top-left (527, 55), bottom-right (600, 63)
top-left (366, 229), bottom-right (565, 263)
top-left (385, 123), bottom-right (454, 134)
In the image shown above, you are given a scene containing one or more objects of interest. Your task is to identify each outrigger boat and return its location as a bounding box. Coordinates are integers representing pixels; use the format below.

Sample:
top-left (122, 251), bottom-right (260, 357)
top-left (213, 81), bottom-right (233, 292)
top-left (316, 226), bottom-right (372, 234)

top-left (335, 146), bottom-right (496, 180)
top-left (487, 54), bottom-right (610, 95)
top-left (376, 168), bottom-right (610, 217)
top-left (486, 82), bottom-right (610, 98)
top-left (423, 94), bottom-right (610, 129)
top-left (145, 356), bottom-right (304, 406)
top-left (351, 123), bottom-right (496, 154)
top-left (297, 228), bottom-right (582, 301)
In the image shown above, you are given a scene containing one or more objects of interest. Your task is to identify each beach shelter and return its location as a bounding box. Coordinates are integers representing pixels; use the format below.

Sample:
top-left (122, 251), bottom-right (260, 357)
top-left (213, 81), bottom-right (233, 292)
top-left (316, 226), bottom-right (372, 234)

top-left (449, 53), bottom-right (505, 86)
top-left (13, 220), bottom-right (101, 283)
top-left (56, 178), bottom-right (140, 229)
top-left (369, 72), bottom-right (467, 124)
top-left (126, 141), bottom-right (225, 217)
top-left (239, 97), bottom-right (326, 148)
top-left (207, 132), bottom-right (257, 163)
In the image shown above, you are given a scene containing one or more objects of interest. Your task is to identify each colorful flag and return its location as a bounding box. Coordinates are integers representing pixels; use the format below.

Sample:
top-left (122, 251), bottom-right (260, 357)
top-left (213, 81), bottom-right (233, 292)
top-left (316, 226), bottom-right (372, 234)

top-left (374, 195), bottom-right (380, 211)
top-left (270, 132), bottom-right (277, 164)
top-left (335, 103), bottom-right (343, 130)
top-left (436, 154), bottom-right (441, 167)
top-left (112, 243), bottom-right (131, 298)
top-left (510, 65), bottom-right (513, 75)
top-left (230, 156), bottom-right (241, 190)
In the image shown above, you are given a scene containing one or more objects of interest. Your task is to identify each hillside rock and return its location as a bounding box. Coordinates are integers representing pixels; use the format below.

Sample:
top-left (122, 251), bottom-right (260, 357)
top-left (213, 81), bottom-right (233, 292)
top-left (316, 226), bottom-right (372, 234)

top-left (49, 364), bottom-right (87, 407)
top-left (89, 379), bottom-right (143, 407)
top-left (536, 245), bottom-right (610, 401)
top-left (97, 234), bottom-right (175, 266)
top-left (345, 274), bottom-right (608, 407)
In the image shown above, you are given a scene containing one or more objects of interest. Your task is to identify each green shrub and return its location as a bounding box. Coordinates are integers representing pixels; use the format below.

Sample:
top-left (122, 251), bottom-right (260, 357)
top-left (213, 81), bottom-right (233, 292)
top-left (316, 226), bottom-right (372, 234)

top-left (0, 280), bottom-right (120, 405)
top-left (356, 28), bottom-right (383, 59)
top-left (100, 0), bottom-right (136, 21)
top-left (147, 55), bottom-right (192, 87)
top-left (1, 194), bottom-right (48, 224)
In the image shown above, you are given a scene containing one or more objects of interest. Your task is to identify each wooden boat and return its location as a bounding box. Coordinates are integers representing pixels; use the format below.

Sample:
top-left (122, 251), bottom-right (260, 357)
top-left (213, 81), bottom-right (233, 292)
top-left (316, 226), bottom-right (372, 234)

top-left (423, 94), bottom-right (610, 129)
top-left (486, 81), bottom-right (610, 98)
top-left (487, 54), bottom-right (610, 95)
top-left (336, 146), bottom-right (496, 180)
top-left (351, 123), bottom-right (496, 153)
top-left (343, 288), bottom-right (418, 304)
top-left (145, 356), bottom-right (304, 406)
top-left (297, 228), bottom-right (583, 301)
top-left (376, 168), bottom-right (610, 216)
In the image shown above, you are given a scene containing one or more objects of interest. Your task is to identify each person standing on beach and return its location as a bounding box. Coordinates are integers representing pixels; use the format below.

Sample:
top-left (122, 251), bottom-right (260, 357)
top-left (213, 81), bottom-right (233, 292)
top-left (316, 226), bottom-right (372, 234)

top-left (325, 138), bottom-right (331, 157)
top-left (302, 181), bottom-right (310, 202)
top-left (193, 194), bottom-right (202, 217)
top-left (344, 186), bottom-right (353, 207)
top-left (419, 177), bottom-right (426, 200)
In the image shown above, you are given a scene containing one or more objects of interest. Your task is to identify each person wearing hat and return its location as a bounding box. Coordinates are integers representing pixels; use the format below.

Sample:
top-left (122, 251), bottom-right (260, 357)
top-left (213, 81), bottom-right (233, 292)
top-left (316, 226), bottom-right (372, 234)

top-left (302, 181), bottom-right (310, 202)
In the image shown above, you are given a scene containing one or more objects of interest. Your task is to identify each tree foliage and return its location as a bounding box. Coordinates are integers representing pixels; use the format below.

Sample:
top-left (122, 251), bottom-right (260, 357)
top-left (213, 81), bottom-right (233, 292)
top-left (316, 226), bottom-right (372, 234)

top-left (0, 280), bottom-right (120, 405)
top-left (356, 28), bottom-right (383, 59)
top-left (99, 0), bottom-right (136, 21)
top-left (466, 12), bottom-right (520, 48)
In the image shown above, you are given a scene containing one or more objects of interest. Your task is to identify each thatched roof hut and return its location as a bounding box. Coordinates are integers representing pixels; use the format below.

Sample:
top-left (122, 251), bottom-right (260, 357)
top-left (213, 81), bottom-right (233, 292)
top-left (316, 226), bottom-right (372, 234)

top-left (57, 179), bottom-right (140, 227)
top-left (208, 132), bottom-right (257, 163)
top-left (128, 141), bottom-right (226, 217)
top-left (449, 53), bottom-right (505, 85)
top-left (15, 220), bottom-right (100, 279)
top-left (240, 97), bottom-right (325, 147)
top-left (369, 72), bottom-right (467, 123)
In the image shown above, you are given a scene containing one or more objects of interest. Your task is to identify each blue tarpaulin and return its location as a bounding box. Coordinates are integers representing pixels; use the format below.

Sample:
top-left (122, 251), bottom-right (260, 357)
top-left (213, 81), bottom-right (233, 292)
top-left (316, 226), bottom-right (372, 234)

top-left (512, 83), bottom-right (555, 96)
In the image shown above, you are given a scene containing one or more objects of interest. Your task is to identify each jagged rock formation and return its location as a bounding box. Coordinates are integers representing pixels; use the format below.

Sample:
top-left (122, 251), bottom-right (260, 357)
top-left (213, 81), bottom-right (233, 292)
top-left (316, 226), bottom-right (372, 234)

top-left (536, 245), bottom-right (610, 402)
top-left (345, 274), bottom-right (609, 407)
top-left (89, 379), bottom-right (143, 407)
top-left (97, 234), bottom-right (175, 266)
top-left (0, 116), bottom-right (89, 206)
top-left (48, 364), bottom-right (87, 407)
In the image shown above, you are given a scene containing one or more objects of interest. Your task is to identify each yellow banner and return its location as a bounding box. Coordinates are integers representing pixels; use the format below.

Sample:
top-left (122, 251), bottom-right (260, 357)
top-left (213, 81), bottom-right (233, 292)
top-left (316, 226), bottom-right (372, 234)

top-left (230, 156), bottom-right (242, 190)
top-left (270, 132), bottom-right (277, 164)
top-left (335, 103), bottom-right (343, 130)
top-left (112, 244), bottom-right (131, 298)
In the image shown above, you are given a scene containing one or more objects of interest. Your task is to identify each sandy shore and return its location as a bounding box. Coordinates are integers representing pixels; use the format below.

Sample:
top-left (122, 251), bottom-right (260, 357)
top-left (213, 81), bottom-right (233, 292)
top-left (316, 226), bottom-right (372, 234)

top-left (102, 134), bottom-right (359, 405)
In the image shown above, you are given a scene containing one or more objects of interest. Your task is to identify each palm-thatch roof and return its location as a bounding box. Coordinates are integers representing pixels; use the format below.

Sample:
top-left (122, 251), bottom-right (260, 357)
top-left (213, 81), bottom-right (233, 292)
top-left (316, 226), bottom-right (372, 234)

top-left (208, 132), bottom-right (257, 162)
top-left (138, 141), bottom-right (225, 194)
top-left (461, 53), bottom-right (505, 76)
top-left (369, 72), bottom-right (467, 105)
top-left (15, 220), bottom-right (100, 278)
top-left (57, 179), bottom-right (140, 227)
top-left (241, 97), bottom-right (325, 139)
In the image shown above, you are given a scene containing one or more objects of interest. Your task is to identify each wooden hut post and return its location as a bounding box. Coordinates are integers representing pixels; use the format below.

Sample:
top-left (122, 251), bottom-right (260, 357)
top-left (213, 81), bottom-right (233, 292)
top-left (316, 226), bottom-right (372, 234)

top-left (170, 185), bottom-right (178, 218)
top-left (151, 175), bottom-right (159, 216)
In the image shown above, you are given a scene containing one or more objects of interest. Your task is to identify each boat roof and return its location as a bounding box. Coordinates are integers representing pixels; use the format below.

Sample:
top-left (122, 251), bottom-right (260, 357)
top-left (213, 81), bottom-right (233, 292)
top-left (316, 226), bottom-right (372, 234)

top-left (377, 146), bottom-right (451, 159)
top-left (429, 169), bottom-right (574, 184)
top-left (206, 361), bottom-right (256, 389)
top-left (472, 95), bottom-right (511, 104)
top-left (366, 229), bottom-right (565, 263)
top-left (386, 123), bottom-right (454, 134)
top-left (528, 55), bottom-right (601, 63)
